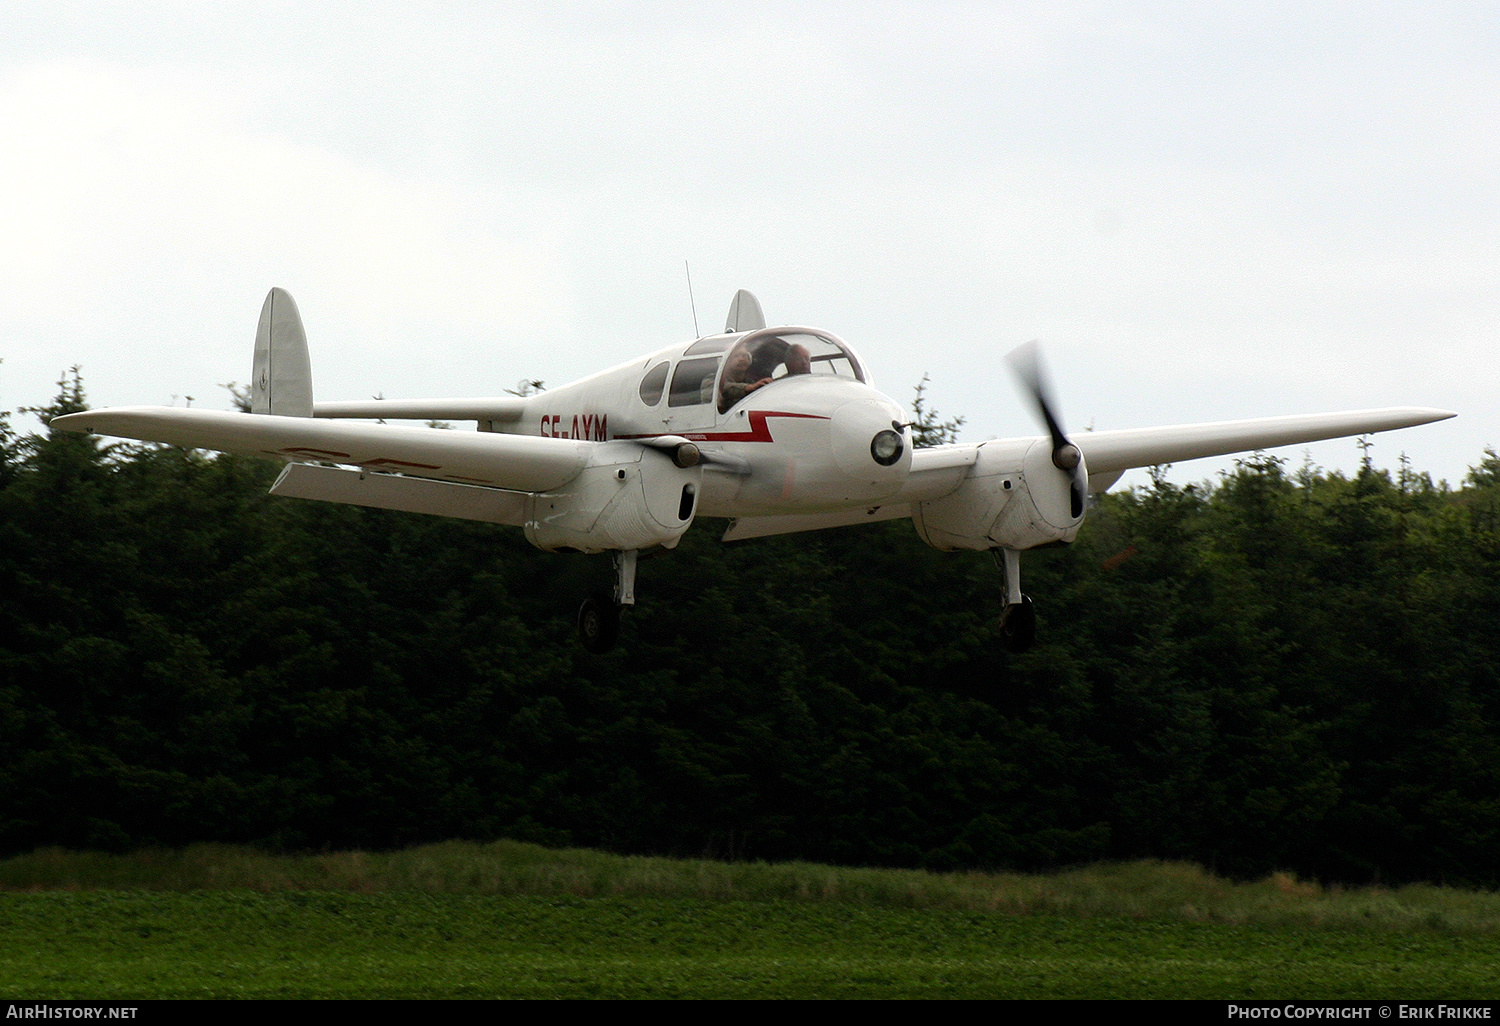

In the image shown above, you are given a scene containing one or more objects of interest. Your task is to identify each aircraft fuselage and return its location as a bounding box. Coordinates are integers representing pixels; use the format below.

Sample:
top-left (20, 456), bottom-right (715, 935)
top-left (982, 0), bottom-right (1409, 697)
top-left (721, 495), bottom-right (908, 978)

top-left (503, 327), bottom-right (911, 517)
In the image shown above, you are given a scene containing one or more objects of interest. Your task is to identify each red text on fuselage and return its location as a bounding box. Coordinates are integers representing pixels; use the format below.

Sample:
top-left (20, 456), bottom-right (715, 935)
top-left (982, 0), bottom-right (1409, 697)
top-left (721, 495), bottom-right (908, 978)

top-left (539, 413), bottom-right (608, 441)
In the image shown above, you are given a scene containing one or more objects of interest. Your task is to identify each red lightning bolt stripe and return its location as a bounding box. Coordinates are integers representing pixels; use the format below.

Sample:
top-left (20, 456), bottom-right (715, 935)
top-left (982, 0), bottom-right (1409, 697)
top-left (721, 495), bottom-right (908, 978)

top-left (617, 410), bottom-right (828, 444)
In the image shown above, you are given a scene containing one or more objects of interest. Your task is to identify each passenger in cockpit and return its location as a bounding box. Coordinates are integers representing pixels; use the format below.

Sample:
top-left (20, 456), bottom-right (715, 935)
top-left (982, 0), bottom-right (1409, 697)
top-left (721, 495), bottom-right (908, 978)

top-left (719, 345), bottom-right (773, 411)
top-left (719, 338), bottom-right (814, 412)
top-left (746, 338), bottom-right (788, 382)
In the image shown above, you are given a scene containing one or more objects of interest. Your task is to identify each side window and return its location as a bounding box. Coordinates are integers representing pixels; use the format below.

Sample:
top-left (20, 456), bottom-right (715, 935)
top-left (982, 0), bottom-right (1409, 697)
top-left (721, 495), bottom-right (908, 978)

top-left (668, 357), bottom-right (721, 407)
top-left (638, 361), bottom-right (669, 405)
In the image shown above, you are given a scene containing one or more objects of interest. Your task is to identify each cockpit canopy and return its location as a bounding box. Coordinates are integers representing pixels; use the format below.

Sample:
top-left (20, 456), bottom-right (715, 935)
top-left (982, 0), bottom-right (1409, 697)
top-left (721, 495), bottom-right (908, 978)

top-left (641, 328), bottom-right (866, 412)
top-left (713, 329), bottom-right (865, 413)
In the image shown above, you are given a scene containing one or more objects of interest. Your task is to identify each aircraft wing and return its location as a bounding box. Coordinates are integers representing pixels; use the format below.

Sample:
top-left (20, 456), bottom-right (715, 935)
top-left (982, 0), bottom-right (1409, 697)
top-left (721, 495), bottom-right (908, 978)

top-left (50, 407), bottom-right (588, 491)
top-left (1075, 407), bottom-right (1455, 476)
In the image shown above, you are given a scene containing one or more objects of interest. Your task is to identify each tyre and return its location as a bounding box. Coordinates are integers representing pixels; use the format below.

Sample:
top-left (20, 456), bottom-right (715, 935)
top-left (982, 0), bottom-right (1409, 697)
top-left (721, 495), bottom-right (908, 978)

top-left (577, 593), bottom-right (621, 653)
top-left (999, 594), bottom-right (1037, 654)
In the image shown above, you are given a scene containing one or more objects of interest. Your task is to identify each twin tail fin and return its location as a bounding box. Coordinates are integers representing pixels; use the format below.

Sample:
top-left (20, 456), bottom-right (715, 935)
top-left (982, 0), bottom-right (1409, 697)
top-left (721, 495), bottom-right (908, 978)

top-left (251, 287), bottom-right (313, 417)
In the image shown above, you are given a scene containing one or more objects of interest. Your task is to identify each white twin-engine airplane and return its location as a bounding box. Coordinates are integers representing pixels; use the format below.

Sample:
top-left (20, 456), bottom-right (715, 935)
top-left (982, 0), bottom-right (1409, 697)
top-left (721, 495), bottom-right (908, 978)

top-left (55, 288), bottom-right (1453, 653)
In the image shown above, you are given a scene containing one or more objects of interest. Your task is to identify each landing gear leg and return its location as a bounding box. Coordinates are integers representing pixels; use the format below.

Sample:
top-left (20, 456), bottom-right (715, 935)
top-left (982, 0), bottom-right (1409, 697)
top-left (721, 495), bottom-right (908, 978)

top-left (576, 550), bottom-right (638, 654)
top-left (997, 547), bottom-right (1036, 654)
top-left (613, 549), bottom-right (637, 607)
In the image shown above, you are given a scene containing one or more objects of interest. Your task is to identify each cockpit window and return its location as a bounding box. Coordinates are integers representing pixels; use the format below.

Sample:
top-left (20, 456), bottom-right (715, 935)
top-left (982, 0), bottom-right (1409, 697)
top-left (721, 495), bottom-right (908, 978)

top-left (639, 361), bottom-right (669, 405)
top-left (717, 330), bottom-right (864, 413)
top-left (682, 335), bottom-right (735, 356)
top-left (668, 357), bottom-right (722, 407)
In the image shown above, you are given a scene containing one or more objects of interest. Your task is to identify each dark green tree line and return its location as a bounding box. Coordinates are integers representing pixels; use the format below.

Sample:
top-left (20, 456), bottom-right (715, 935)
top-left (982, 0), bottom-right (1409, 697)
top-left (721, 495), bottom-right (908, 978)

top-left (2, 374), bottom-right (1499, 885)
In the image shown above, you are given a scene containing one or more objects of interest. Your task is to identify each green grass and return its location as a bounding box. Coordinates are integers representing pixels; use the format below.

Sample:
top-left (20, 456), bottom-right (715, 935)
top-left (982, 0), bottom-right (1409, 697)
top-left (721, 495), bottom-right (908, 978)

top-left (0, 843), bottom-right (1497, 998)
top-left (3, 891), bottom-right (1496, 999)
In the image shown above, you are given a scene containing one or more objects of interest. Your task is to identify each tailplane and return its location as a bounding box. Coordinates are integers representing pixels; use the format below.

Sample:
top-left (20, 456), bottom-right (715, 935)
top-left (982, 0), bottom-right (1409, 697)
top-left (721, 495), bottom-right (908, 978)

top-left (251, 287), bottom-right (313, 416)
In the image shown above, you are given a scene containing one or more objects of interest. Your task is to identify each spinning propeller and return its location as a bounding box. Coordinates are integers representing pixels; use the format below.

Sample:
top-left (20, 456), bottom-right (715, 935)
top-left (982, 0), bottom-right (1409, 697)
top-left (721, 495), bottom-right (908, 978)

top-left (1007, 341), bottom-right (1087, 519)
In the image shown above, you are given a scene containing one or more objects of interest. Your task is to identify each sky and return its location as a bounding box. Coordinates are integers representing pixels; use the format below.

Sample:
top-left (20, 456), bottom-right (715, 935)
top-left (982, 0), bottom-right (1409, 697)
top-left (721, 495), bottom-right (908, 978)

top-left (2, 2), bottom-right (1496, 491)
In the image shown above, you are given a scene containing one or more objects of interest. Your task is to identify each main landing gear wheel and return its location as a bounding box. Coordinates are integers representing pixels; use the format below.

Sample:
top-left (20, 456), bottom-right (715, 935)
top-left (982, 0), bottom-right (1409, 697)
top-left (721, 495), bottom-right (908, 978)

top-left (577, 592), bottom-right (621, 654)
top-left (999, 595), bottom-right (1036, 654)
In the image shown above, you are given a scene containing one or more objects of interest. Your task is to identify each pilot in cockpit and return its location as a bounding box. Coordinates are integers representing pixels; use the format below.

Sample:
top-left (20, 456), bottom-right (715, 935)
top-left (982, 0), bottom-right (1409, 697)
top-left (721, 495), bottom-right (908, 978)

top-left (719, 337), bottom-right (813, 413)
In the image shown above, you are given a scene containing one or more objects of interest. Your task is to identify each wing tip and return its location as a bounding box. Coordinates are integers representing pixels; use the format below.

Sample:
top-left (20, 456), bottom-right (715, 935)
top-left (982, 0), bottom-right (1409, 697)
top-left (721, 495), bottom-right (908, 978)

top-left (1388, 406), bottom-right (1458, 426)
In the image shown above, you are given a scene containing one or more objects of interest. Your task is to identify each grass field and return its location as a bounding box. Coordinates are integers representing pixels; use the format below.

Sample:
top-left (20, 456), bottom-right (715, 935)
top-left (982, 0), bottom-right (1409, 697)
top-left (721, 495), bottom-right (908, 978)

top-left (0, 842), bottom-right (1497, 999)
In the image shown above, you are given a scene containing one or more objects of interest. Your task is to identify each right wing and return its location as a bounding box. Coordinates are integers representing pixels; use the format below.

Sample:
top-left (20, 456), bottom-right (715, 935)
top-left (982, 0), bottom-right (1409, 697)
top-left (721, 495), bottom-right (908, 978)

top-left (50, 407), bottom-right (587, 491)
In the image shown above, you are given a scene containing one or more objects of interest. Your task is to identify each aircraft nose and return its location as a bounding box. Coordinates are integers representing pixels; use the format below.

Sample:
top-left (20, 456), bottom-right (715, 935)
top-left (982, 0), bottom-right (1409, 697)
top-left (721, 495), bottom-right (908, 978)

top-left (830, 399), bottom-right (910, 481)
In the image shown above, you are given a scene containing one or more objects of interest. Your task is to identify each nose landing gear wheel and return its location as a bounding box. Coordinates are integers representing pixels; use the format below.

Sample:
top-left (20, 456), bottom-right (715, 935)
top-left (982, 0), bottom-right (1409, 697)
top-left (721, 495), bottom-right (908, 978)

top-left (578, 593), bottom-right (621, 653)
top-left (999, 595), bottom-right (1036, 654)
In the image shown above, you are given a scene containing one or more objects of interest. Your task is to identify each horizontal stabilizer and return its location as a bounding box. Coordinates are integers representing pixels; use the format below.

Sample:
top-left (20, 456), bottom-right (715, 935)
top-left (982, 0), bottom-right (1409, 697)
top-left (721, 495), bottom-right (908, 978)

top-left (314, 397), bottom-right (529, 422)
top-left (1076, 407), bottom-right (1456, 475)
top-left (270, 463), bottom-right (529, 525)
top-left (51, 407), bottom-right (589, 492)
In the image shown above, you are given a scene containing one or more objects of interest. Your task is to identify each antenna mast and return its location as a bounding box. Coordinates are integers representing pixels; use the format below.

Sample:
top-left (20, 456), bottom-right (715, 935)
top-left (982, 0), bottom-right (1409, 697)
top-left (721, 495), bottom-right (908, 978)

top-left (685, 260), bottom-right (700, 337)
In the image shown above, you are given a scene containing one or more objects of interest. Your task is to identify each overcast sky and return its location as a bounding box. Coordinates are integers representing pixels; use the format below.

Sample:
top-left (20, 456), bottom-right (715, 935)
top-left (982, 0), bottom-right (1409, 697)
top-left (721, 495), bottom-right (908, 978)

top-left (2, 2), bottom-right (1495, 489)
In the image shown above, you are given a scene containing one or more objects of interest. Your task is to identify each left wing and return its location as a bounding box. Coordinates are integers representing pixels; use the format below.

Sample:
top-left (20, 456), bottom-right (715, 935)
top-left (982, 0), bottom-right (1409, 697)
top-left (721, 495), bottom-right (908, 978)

top-left (1075, 407), bottom-right (1455, 476)
top-left (722, 406), bottom-right (1455, 541)
top-left (50, 407), bottom-right (589, 491)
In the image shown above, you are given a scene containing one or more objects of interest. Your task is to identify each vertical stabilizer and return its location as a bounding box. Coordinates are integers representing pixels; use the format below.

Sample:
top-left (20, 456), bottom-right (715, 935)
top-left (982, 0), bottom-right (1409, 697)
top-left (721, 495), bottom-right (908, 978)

top-left (725, 289), bottom-right (766, 332)
top-left (251, 288), bottom-right (314, 417)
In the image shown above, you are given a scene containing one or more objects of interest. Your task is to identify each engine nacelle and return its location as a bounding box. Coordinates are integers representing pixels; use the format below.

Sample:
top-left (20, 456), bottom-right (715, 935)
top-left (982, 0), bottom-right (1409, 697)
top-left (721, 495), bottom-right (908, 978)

top-left (525, 441), bottom-right (702, 553)
top-left (912, 438), bottom-right (1086, 552)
